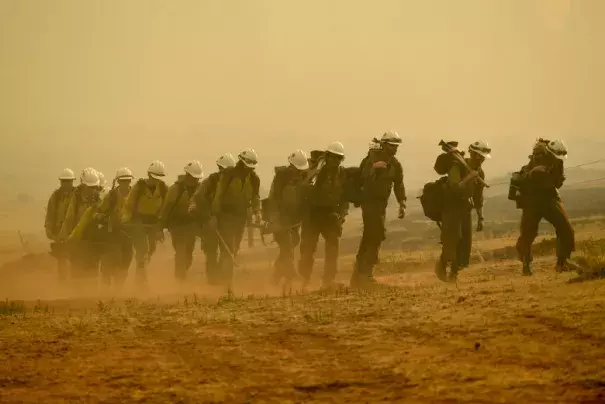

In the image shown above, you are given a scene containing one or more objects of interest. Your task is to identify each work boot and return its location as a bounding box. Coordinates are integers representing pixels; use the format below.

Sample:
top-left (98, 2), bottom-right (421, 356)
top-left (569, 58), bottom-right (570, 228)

top-left (447, 266), bottom-right (459, 283)
top-left (555, 257), bottom-right (574, 273)
top-left (522, 261), bottom-right (533, 276)
top-left (435, 256), bottom-right (448, 282)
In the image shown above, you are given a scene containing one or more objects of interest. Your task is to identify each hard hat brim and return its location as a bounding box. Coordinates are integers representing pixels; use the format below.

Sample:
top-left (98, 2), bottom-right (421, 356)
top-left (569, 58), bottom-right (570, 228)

top-left (291, 160), bottom-right (310, 170)
top-left (239, 156), bottom-right (258, 168)
top-left (59, 177), bottom-right (76, 180)
top-left (148, 172), bottom-right (165, 179)
top-left (185, 171), bottom-right (204, 179)
top-left (470, 147), bottom-right (492, 159)
top-left (547, 149), bottom-right (567, 160)
top-left (117, 176), bottom-right (134, 181)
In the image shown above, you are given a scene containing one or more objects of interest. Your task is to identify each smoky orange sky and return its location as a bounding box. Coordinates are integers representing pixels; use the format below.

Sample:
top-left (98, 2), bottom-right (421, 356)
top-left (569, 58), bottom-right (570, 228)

top-left (1, 0), bottom-right (604, 199)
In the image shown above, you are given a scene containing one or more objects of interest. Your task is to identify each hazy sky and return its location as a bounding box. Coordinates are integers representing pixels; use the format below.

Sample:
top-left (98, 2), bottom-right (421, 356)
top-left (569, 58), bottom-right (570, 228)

top-left (1, 0), bottom-right (604, 199)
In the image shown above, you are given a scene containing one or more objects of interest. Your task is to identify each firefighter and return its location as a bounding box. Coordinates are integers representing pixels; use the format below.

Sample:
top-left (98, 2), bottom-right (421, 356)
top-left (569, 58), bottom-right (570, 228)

top-left (159, 160), bottom-right (204, 281)
top-left (515, 139), bottom-right (573, 275)
top-left (298, 141), bottom-right (349, 289)
top-left (267, 149), bottom-right (309, 287)
top-left (95, 167), bottom-right (135, 287)
top-left (122, 160), bottom-right (168, 286)
top-left (308, 150), bottom-right (325, 171)
top-left (351, 131), bottom-right (406, 288)
top-left (210, 149), bottom-right (261, 286)
top-left (45, 168), bottom-right (76, 280)
top-left (59, 167), bottom-right (102, 279)
top-left (455, 141), bottom-right (489, 269)
top-left (189, 153), bottom-right (236, 284)
top-left (435, 141), bottom-right (491, 282)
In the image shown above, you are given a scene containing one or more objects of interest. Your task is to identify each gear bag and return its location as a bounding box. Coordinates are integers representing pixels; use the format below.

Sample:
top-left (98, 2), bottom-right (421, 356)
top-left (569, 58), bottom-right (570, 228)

top-left (419, 177), bottom-right (448, 223)
top-left (343, 166), bottom-right (362, 206)
top-left (434, 151), bottom-right (466, 176)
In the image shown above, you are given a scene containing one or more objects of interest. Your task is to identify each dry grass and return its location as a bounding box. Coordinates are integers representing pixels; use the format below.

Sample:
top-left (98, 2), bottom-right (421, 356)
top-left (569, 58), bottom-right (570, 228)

top-left (1, 259), bottom-right (605, 403)
top-left (2, 208), bottom-right (605, 402)
top-left (571, 238), bottom-right (605, 282)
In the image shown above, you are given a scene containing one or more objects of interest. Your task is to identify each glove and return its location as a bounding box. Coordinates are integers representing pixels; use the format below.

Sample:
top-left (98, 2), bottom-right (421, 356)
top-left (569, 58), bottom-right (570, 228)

top-left (476, 217), bottom-right (484, 232)
top-left (398, 204), bottom-right (406, 219)
top-left (253, 212), bottom-right (262, 224)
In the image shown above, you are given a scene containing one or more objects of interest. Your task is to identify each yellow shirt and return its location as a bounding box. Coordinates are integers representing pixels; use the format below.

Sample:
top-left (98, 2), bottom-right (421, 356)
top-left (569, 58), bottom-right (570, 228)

top-left (122, 180), bottom-right (166, 223)
top-left (97, 186), bottom-right (130, 230)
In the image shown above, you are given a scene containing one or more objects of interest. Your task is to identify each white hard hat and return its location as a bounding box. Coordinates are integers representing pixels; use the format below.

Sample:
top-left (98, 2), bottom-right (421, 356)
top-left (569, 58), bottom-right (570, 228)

top-left (469, 140), bottom-right (492, 159)
top-left (216, 153), bottom-right (236, 169)
top-left (96, 171), bottom-right (107, 187)
top-left (115, 167), bottom-right (134, 180)
top-left (546, 139), bottom-right (568, 160)
top-left (288, 149), bottom-right (310, 170)
top-left (147, 160), bottom-right (166, 179)
top-left (238, 149), bottom-right (258, 168)
top-left (380, 131), bottom-right (402, 145)
top-left (184, 160), bottom-right (204, 179)
top-left (58, 168), bottom-right (76, 180)
top-left (80, 167), bottom-right (100, 187)
top-left (326, 141), bottom-right (345, 157)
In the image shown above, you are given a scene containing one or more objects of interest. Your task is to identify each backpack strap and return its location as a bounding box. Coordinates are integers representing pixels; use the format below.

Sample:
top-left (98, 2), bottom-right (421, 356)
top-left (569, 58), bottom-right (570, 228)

top-left (166, 182), bottom-right (188, 221)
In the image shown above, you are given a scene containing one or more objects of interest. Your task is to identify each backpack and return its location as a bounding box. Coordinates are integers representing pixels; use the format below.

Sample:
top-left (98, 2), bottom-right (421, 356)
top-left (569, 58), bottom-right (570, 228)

top-left (434, 151), bottom-right (466, 175)
top-left (343, 166), bottom-right (362, 206)
top-left (419, 177), bottom-right (448, 223)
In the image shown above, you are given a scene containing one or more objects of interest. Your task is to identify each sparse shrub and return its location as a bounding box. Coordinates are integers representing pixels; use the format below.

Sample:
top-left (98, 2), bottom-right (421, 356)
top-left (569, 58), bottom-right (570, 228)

top-left (303, 308), bottom-right (334, 324)
top-left (0, 299), bottom-right (25, 315)
top-left (571, 238), bottom-right (605, 282)
top-left (33, 300), bottom-right (49, 314)
top-left (217, 290), bottom-right (241, 306)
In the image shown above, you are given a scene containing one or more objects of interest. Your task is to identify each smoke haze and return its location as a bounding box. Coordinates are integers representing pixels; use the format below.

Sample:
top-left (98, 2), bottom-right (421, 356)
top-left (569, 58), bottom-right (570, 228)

top-left (1, 0), bottom-right (603, 199)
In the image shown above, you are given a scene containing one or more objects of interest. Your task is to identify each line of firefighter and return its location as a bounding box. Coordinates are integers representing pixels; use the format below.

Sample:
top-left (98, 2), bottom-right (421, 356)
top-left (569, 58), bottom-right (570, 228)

top-left (43, 134), bottom-right (575, 289)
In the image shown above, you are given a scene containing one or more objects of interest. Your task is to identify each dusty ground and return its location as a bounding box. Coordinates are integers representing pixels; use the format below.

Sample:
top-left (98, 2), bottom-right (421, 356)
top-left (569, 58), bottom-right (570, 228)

top-left (1, 249), bottom-right (605, 403)
top-left (1, 204), bottom-right (605, 403)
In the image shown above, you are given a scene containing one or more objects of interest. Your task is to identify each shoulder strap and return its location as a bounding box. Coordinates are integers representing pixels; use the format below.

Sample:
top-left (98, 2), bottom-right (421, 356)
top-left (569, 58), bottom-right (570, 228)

top-left (108, 187), bottom-right (119, 212)
top-left (167, 183), bottom-right (188, 219)
top-left (159, 181), bottom-right (168, 198)
top-left (52, 189), bottom-right (63, 220)
top-left (132, 179), bottom-right (147, 217)
top-left (73, 187), bottom-right (82, 218)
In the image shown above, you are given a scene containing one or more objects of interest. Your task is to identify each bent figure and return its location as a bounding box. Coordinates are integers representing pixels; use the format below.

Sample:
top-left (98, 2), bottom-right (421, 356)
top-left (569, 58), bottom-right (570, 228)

top-left (159, 161), bottom-right (203, 281)
top-left (210, 149), bottom-right (261, 287)
top-left (351, 131), bottom-right (406, 289)
top-left (298, 141), bottom-right (349, 289)
top-left (45, 168), bottom-right (76, 280)
top-left (267, 150), bottom-right (308, 286)
top-left (122, 160), bottom-right (168, 286)
top-left (515, 139), bottom-right (573, 275)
